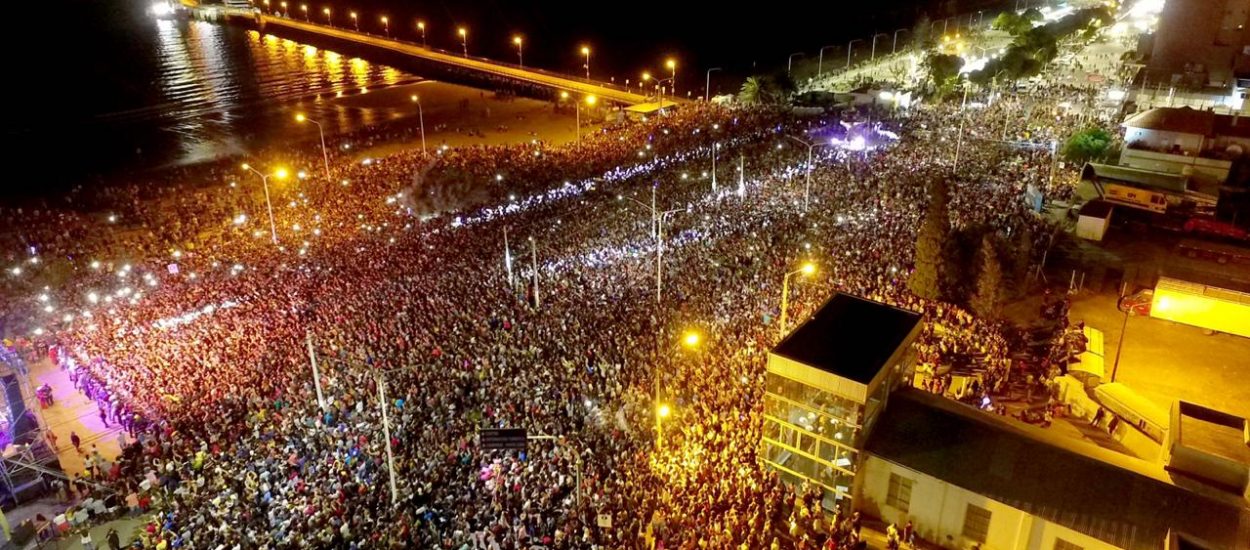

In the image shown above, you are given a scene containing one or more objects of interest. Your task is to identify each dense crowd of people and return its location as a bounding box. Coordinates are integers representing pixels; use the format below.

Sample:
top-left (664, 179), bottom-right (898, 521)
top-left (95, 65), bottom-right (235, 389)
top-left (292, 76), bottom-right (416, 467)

top-left (0, 29), bottom-right (1123, 547)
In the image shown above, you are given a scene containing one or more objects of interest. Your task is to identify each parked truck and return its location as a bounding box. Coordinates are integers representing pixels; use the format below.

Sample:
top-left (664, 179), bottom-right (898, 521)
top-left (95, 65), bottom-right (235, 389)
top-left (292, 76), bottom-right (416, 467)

top-left (1120, 275), bottom-right (1250, 338)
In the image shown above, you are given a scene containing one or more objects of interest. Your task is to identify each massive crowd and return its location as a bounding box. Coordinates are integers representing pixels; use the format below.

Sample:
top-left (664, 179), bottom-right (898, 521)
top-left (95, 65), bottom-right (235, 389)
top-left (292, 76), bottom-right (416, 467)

top-left (0, 39), bottom-right (1119, 548)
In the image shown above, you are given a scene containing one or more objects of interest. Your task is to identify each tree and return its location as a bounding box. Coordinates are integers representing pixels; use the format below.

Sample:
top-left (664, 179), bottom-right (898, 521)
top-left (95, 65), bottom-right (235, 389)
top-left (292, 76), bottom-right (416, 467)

top-left (924, 53), bottom-right (965, 98)
top-left (737, 73), bottom-right (796, 105)
top-left (1061, 127), bottom-right (1114, 165)
top-left (991, 12), bottom-right (1032, 36)
top-left (738, 77), bottom-right (765, 105)
top-left (1021, 7), bottom-right (1044, 22)
top-left (909, 178), bottom-right (952, 300)
top-left (970, 235), bottom-right (1004, 319)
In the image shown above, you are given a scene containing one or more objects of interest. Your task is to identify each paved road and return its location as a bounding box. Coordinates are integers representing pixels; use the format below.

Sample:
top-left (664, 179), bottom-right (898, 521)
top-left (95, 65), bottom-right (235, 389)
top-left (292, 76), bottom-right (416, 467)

top-left (260, 15), bottom-right (657, 106)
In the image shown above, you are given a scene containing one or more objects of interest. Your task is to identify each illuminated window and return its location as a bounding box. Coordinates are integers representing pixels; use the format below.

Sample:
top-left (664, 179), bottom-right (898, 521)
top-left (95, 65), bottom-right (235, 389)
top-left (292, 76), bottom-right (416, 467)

top-left (962, 504), bottom-right (992, 543)
top-left (886, 473), bottom-right (913, 512)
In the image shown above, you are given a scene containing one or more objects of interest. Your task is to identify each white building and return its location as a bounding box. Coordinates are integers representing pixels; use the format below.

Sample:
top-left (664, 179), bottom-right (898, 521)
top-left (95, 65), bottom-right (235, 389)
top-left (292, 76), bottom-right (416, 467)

top-left (855, 389), bottom-right (1250, 550)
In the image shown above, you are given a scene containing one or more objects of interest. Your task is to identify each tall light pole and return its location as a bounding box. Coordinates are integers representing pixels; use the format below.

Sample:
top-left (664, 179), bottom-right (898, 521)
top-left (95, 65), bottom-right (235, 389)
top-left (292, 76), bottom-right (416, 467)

top-left (710, 142), bottom-right (718, 192)
top-left (846, 39), bottom-right (862, 69)
top-left (704, 67), bottom-right (722, 101)
top-left (665, 58), bottom-right (677, 96)
top-left (349, 11), bottom-right (357, 30)
top-left (380, 15), bottom-right (389, 37)
top-left (818, 45), bottom-right (838, 76)
top-left (655, 403), bottom-right (671, 450)
top-left (409, 95), bottom-right (426, 155)
top-left (870, 32), bottom-right (889, 61)
top-left (953, 83), bottom-right (970, 171)
top-left (565, 92), bottom-right (597, 142)
top-left (322, 6), bottom-right (330, 25)
top-left (892, 28), bottom-right (908, 54)
top-left (417, 21), bottom-right (426, 46)
top-left (513, 35), bottom-right (524, 67)
top-left (459, 27), bottom-right (468, 57)
top-left (241, 163), bottom-right (287, 245)
top-left (280, 1), bottom-right (287, 15)
top-left (306, 331), bottom-right (326, 411)
top-left (300, 3), bottom-right (308, 20)
top-left (786, 135), bottom-right (820, 211)
top-left (621, 188), bottom-right (680, 303)
top-left (530, 236), bottom-right (540, 308)
top-left (294, 114), bottom-right (330, 180)
top-left (581, 46), bottom-right (591, 79)
top-left (779, 263), bottom-right (817, 338)
top-left (787, 52), bottom-right (804, 74)
top-left (374, 371), bottom-right (399, 507)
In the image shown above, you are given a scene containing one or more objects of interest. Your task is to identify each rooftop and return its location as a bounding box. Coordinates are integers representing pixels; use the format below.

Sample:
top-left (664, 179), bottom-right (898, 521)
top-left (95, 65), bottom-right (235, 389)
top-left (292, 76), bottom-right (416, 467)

top-left (865, 388), bottom-right (1250, 550)
top-left (771, 293), bottom-right (921, 385)
top-left (1124, 107), bottom-right (1250, 140)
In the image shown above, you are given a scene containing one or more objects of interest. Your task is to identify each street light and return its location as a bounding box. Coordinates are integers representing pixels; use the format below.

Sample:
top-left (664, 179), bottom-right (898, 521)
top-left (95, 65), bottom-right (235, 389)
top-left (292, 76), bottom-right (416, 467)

top-left (322, 6), bottom-right (330, 25)
top-left (409, 95), bottom-right (426, 155)
top-left (656, 403), bottom-right (671, 450)
top-left (818, 45), bottom-right (839, 76)
top-left (682, 331), bottom-right (701, 348)
top-left (380, 15), bottom-right (389, 37)
top-left (416, 20), bottom-right (426, 46)
top-left (779, 262), bottom-right (817, 338)
top-left (892, 28), bottom-right (908, 54)
top-left (280, 1), bottom-right (287, 14)
top-left (581, 46), bottom-right (591, 79)
top-left (459, 27), bottom-right (468, 57)
top-left (787, 52), bottom-right (804, 74)
top-left (870, 32), bottom-right (889, 61)
top-left (294, 114), bottom-right (331, 180)
top-left (565, 92), bottom-right (596, 142)
top-left (240, 163), bottom-right (288, 245)
top-left (704, 67), bottom-right (722, 101)
top-left (620, 187), bottom-right (681, 303)
top-left (300, 3), bottom-right (308, 19)
top-left (666, 58), bottom-right (676, 95)
top-left (786, 135), bottom-right (824, 211)
top-left (846, 38), bottom-right (863, 68)
top-left (349, 11), bottom-right (357, 30)
top-left (513, 35), bottom-right (524, 67)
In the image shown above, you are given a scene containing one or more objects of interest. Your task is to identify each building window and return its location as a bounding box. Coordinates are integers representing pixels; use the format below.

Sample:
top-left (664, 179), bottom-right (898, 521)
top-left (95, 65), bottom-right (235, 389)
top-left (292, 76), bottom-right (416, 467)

top-left (962, 504), bottom-right (992, 543)
top-left (1053, 539), bottom-right (1083, 550)
top-left (886, 473), bottom-right (913, 512)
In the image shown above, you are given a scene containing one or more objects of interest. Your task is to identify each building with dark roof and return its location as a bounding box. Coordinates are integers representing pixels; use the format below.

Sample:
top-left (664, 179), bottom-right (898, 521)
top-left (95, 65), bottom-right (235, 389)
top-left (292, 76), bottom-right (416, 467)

top-left (1119, 107), bottom-right (1250, 185)
top-left (857, 388), bottom-right (1250, 550)
top-left (763, 293), bottom-right (921, 511)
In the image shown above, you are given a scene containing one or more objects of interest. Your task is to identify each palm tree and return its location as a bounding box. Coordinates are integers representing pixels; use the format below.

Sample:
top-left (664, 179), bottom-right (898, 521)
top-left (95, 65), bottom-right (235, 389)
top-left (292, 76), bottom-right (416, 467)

top-left (739, 77), bottom-right (764, 105)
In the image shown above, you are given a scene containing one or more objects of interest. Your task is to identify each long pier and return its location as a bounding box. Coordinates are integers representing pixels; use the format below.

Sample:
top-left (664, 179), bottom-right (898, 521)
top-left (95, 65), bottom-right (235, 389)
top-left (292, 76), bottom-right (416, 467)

top-left (254, 14), bottom-right (657, 106)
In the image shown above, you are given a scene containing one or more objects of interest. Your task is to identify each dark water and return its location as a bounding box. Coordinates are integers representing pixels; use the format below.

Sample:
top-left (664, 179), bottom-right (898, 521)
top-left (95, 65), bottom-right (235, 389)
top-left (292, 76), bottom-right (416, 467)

top-left (6, 0), bottom-right (999, 191)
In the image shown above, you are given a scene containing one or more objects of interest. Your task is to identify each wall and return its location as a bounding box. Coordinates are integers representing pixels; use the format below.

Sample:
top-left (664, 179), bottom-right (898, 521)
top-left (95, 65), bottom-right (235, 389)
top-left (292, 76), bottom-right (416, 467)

top-left (857, 456), bottom-right (1124, 550)
top-left (1123, 128), bottom-right (1203, 156)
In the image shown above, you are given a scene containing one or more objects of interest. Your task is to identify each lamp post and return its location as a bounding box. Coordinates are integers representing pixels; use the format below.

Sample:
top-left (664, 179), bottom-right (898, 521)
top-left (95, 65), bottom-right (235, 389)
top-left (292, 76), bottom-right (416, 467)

top-left (787, 52), bottom-right (804, 74)
top-left (417, 21), bottom-right (426, 46)
top-left (655, 403), bottom-right (671, 450)
top-left (779, 263), bottom-right (817, 338)
top-left (846, 39), bottom-right (862, 69)
top-left (513, 35), bottom-right (524, 67)
top-left (409, 95), bottom-right (426, 155)
top-left (381, 15), bottom-right (389, 37)
top-left (322, 6), bottom-right (330, 25)
top-left (565, 92), bottom-right (597, 142)
top-left (665, 58), bottom-right (677, 96)
top-left (705, 67), bottom-right (722, 101)
top-left (294, 114), bottom-right (330, 180)
top-left (818, 45), bottom-right (838, 76)
top-left (892, 28), bottom-right (908, 54)
top-left (621, 187), bottom-right (681, 303)
top-left (459, 27), bottom-right (468, 57)
top-left (280, 1), bottom-right (287, 15)
top-left (785, 135), bottom-right (820, 212)
top-left (710, 142), bottom-right (718, 192)
top-left (870, 32), bottom-right (889, 61)
top-left (240, 163), bottom-right (287, 245)
top-left (349, 11), bottom-right (357, 30)
top-left (581, 46), bottom-right (591, 79)
top-left (300, 3), bottom-right (308, 20)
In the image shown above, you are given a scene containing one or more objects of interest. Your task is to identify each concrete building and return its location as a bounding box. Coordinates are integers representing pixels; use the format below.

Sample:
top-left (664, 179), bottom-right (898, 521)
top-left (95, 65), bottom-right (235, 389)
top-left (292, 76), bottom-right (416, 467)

top-left (762, 293), bottom-right (921, 512)
top-left (1147, 0), bottom-right (1250, 92)
top-left (1119, 107), bottom-right (1250, 184)
top-left (856, 389), bottom-right (1250, 550)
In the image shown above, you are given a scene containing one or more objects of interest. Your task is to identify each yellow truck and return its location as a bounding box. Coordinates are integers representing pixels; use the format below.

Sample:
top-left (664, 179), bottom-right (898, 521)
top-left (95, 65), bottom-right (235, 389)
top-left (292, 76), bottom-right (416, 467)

top-left (1123, 276), bottom-right (1250, 338)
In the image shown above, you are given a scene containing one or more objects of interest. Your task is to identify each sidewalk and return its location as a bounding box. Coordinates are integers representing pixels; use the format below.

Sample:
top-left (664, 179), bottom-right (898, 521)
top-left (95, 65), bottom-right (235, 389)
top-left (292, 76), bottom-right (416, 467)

top-left (26, 360), bottom-right (125, 478)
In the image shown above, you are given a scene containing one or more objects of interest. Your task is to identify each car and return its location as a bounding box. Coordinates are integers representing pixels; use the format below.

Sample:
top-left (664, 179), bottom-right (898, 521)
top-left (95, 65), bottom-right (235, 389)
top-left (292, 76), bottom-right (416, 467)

top-left (1118, 289), bottom-right (1153, 316)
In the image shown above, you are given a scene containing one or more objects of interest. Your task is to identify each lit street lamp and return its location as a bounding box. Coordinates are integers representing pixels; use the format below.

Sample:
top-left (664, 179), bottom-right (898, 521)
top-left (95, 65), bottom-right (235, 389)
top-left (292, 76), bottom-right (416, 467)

top-left (349, 11), bottom-right (357, 30)
top-left (656, 403), bottom-right (671, 450)
top-left (785, 135), bottom-right (824, 211)
top-left (581, 46), bottom-right (591, 79)
top-left (294, 114), bottom-right (331, 180)
top-left (513, 35), bottom-right (524, 67)
top-left (705, 67), bottom-right (722, 101)
top-left (417, 20), bottom-right (426, 46)
top-left (380, 15), bottom-right (389, 37)
top-left (666, 58), bottom-right (677, 95)
top-left (892, 28), bottom-right (908, 54)
top-left (779, 262), bottom-right (817, 338)
top-left (620, 187), bottom-right (681, 303)
top-left (240, 163), bottom-right (288, 245)
top-left (322, 6), bottom-right (330, 25)
top-left (846, 38), bottom-right (862, 68)
top-left (300, 3), bottom-right (308, 20)
top-left (410, 95), bottom-right (426, 155)
top-left (459, 27), bottom-right (468, 57)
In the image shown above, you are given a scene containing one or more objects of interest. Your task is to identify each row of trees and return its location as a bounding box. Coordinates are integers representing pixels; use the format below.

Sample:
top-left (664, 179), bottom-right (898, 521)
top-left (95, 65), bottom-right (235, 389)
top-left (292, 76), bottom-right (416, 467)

top-left (909, 177), bottom-right (1036, 319)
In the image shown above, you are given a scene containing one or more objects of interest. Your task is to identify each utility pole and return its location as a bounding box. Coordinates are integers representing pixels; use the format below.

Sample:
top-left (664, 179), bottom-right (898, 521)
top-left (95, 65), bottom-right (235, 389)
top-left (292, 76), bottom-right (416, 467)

top-left (738, 153), bottom-right (745, 197)
top-left (531, 236), bottom-right (540, 308)
top-left (376, 373), bottom-right (399, 506)
top-left (711, 143), bottom-right (718, 192)
top-left (504, 227), bottom-right (513, 289)
top-left (306, 330), bottom-right (326, 411)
